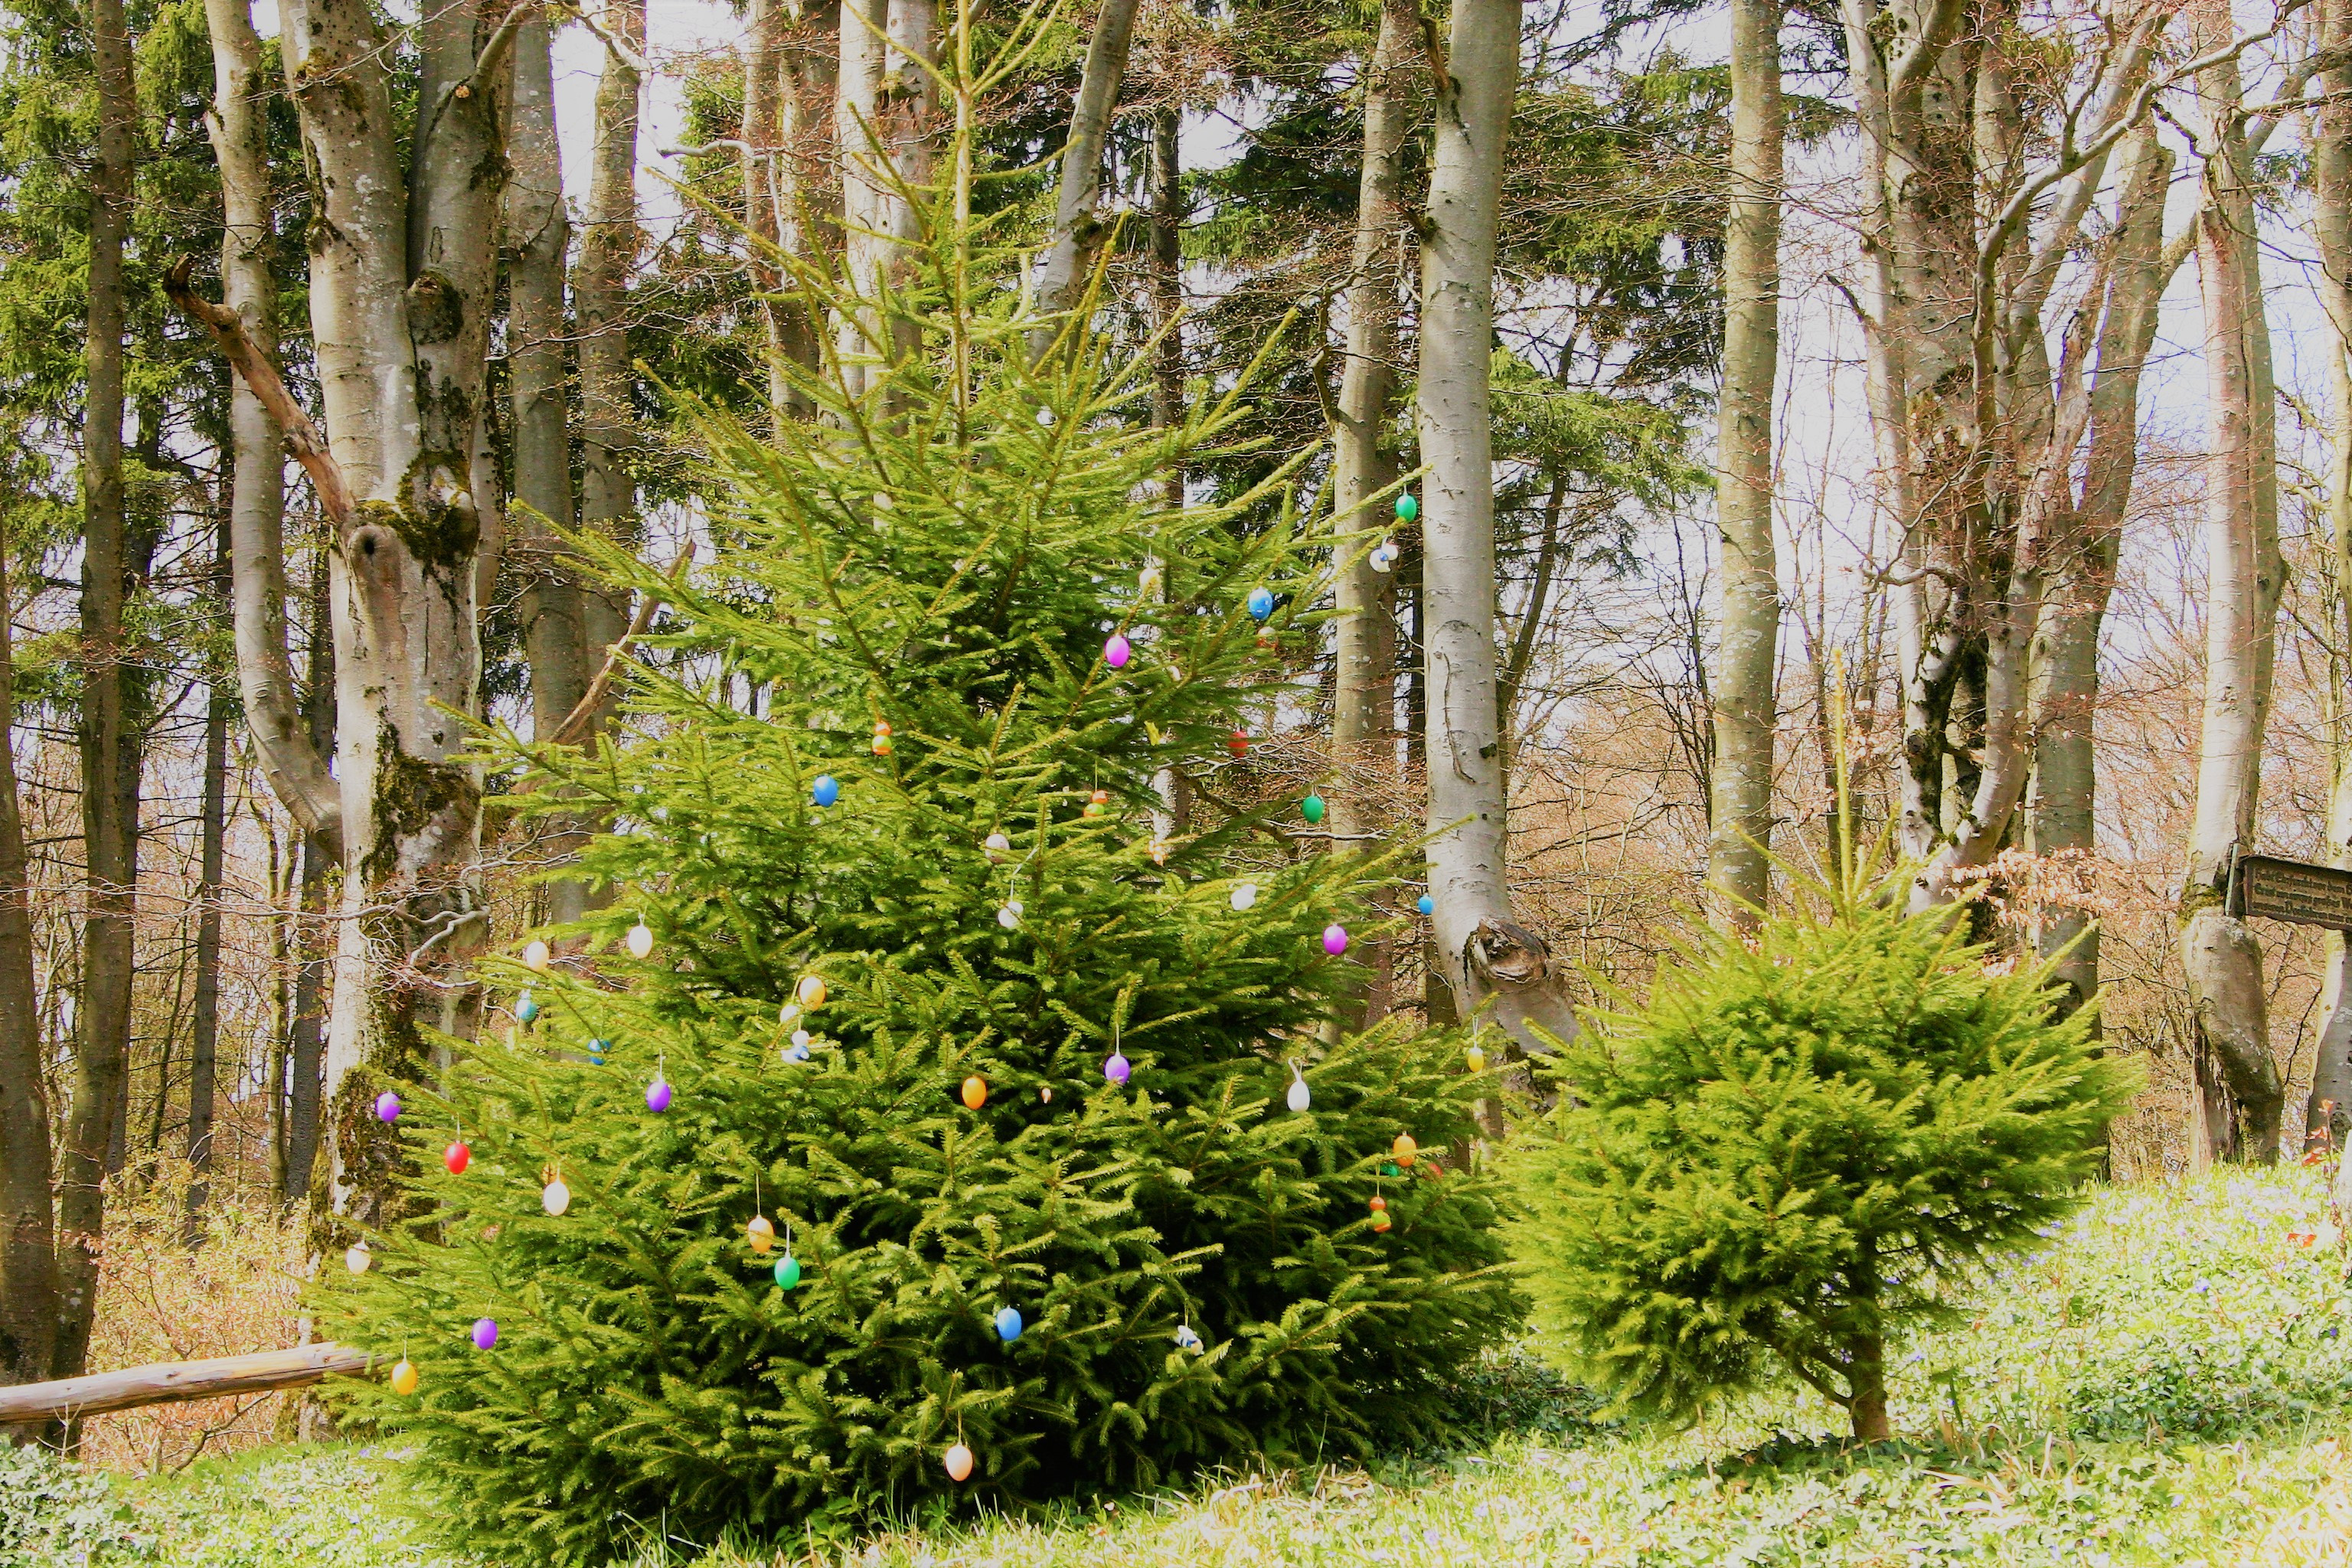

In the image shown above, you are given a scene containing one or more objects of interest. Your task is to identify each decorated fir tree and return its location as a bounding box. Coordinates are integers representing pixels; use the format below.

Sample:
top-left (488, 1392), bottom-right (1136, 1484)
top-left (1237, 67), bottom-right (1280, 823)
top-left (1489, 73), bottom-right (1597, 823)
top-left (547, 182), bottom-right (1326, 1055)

top-left (320, 51), bottom-right (1517, 1565)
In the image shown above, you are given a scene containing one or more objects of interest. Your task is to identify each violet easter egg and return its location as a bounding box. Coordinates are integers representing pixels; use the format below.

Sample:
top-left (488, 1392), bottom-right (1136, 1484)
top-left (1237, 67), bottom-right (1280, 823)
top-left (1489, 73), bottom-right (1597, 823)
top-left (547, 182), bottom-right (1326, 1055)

top-left (1103, 633), bottom-right (1132, 669)
top-left (1322, 924), bottom-right (1349, 956)
top-left (1104, 1052), bottom-right (1131, 1087)
top-left (471, 1318), bottom-right (498, 1350)
top-left (374, 1091), bottom-right (401, 1123)
top-left (645, 1077), bottom-right (672, 1113)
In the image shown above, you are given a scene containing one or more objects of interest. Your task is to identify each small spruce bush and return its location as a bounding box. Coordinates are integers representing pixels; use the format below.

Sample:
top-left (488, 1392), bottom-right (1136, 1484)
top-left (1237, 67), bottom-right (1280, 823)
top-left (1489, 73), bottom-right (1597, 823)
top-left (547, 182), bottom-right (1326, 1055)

top-left (1507, 856), bottom-right (2135, 1441)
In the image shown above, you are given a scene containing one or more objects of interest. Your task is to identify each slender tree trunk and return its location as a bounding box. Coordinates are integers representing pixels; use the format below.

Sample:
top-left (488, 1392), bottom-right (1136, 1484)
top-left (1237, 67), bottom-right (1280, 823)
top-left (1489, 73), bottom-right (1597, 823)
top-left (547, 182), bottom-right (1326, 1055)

top-left (835, 0), bottom-right (889, 393)
top-left (2027, 131), bottom-right (2169, 1020)
top-left (265, 815), bottom-right (290, 1203)
top-left (1328, 0), bottom-right (1413, 1024)
top-left (1147, 103), bottom-right (1194, 841)
top-left (2306, 0), bottom-right (2352, 1149)
top-left (57, 0), bottom-right (141, 1387)
top-left (2180, 0), bottom-right (2284, 1165)
top-left (878, 0), bottom-right (939, 368)
top-left (185, 518), bottom-right (233, 1231)
top-left (0, 518), bottom-right (57, 1398)
top-left (1026, 0), bottom-right (1142, 361)
top-left (509, 15), bottom-right (597, 927)
top-left (578, 0), bottom-right (644, 724)
top-left (1417, 0), bottom-right (1575, 1057)
top-left (203, 0), bottom-right (335, 852)
top-left (746, 0), bottom-right (795, 420)
top-left (1706, 0), bottom-right (1782, 929)
top-left (288, 559), bottom-right (332, 1205)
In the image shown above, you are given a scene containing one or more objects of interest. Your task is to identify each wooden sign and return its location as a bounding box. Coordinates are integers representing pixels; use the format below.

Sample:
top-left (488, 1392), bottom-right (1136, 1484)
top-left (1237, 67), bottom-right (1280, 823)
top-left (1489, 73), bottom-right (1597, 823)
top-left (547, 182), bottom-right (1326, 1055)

top-left (2230, 854), bottom-right (2352, 930)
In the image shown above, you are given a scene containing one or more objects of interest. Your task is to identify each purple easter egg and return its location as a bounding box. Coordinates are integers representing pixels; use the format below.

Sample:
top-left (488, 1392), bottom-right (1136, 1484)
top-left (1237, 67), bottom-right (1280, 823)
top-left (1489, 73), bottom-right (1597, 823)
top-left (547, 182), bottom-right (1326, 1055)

top-left (374, 1091), bottom-right (401, 1123)
top-left (1322, 924), bottom-right (1349, 956)
top-left (1104, 1052), bottom-right (1131, 1087)
top-left (1103, 633), bottom-right (1132, 669)
top-left (471, 1317), bottom-right (498, 1350)
top-left (645, 1076), bottom-right (672, 1113)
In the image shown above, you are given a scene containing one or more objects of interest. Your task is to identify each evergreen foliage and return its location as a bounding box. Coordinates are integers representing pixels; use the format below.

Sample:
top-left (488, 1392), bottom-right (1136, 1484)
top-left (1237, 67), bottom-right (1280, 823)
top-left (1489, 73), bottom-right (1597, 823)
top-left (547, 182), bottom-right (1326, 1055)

top-left (320, 83), bottom-right (1518, 1566)
top-left (1507, 853), bottom-right (2135, 1441)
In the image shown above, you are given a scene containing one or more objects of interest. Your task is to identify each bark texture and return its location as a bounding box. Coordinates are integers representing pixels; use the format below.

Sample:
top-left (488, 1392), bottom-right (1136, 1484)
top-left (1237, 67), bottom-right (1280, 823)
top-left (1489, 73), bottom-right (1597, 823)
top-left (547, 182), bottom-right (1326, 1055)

top-left (0, 521), bottom-right (55, 1393)
top-left (1327, 0), bottom-right (1414, 1023)
top-left (2305, 0), bottom-right (2352, 1149)
top-left (1416, 0), bottom-right (1577, 1054)
top-left (185, 520), bottom-right (234, 1228)
top-left (1705, 0), bottom-right (1782, 929)
top-left (1026, 0), bottom-right (1142, 361)
top-left (578, 0), bottom-right (645, 724)
top-left (57, 0), bottom-right (142, 1387)
top-left (2178, 0), bottom-right (2285, 1164)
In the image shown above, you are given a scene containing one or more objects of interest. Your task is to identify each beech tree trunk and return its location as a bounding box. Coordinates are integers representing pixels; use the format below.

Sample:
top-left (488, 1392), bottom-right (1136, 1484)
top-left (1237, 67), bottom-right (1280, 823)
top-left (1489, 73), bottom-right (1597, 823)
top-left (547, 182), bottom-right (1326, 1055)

top-left (57, 0), bottom-right (141, 1387)
top-left (0, 518), bottom-right (56, 1395)
top-left (288, 561), bottom-right (332, 1205)
top-left (2305, 0), bottom-right (2352, 1151)
top-left (1416, 0), bottom-right (1576, 1054)
top-left (1705, 0), bottom-right (1782, 929)
top-left (1328, 0), bottom-right (1413, 1023)
top-left (509, 15), bottom-right (597, 926)
top-left (1026, 0), bottom-right (1142, 361)
top-left (2027, 130), bottom-right (2170, 1018)
top-left (835, 0), bottom-right (890, 393)
top-left (185, 519), bottom-right (233, 1229)
top-left (2180, 0), bottom-right (2284, 1165)
top-left (578, 0), bottom-right (644, 725)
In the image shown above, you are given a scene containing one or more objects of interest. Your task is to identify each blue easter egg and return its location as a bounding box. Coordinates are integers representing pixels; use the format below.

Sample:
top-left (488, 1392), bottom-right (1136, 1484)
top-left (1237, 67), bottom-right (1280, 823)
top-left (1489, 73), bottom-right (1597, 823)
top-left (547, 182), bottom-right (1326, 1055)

top-left (514, 990), bottom-right (540, 1024)
top-left (1245, 586), bottom-right (1275, 621)
top-left (1416, 894), bottom-right (1434, 916)
top-left (812, 775), bottom-right (840, 808)
top-left (995, 1305), bottom-right (1024, 1342)
top-left (588, 1037), bottom-right (609, 1064)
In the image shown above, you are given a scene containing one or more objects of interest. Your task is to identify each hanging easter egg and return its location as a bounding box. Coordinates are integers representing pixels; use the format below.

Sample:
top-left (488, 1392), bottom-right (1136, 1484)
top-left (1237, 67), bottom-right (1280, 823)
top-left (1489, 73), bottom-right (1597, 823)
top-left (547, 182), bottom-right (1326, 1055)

top-left (1245, 586), bottom-right (1275, 621)
top-left (1395, 492), bottom-right (1419, 523)
top-left (514, 990), bottom-right (540, 1025)
top-left (1392, 1132), bottom-right (1418, 1168)
top-left (374, 1091), bottom-right (401, 1123)
top-left (944, 1442), bottom-right (975, 1483)
top-left (588, 1038), bottom-right (609, 1066)
top-left (797, 975), bottom-right (828, 1010)
top-left (748, 1215), bottom-right (776, 1254)
top-left (1301, 795), bottom-right (1326, 825)
top-left (1380, 1161), bottom-right (1400, 1178)
top-left (1227, 728), bottom-right (1249, 757)
top-left (774, 1252), bottom-right (801, 1290)
top-left (1372, 1210), bottom-right (1393, 1234)
top-left (390, 1358), bottom-right (420, 1396)
top-left (1322, 923), bottom-right (1349, 956)
top-left (443, 1141), bottom-right (471, 1176)
top-left (522, 939), bottom-right (550, 974)
top-left (626, 920), bottom-right (655, 959)
top-left (997, 901), bottom-right (1023, 929)
top-left (962, 1075), bottom-right (988, 1109)
top-left (811, 774), bottom-right (840, 808)
top-left (1230, 882), bottom-right (1258, 912)
top-left (471, 1318), bottom-right (499, 1351)
top-left (1369, 541), bottom-right (1396, 573)
top-left (984, 831), bottom-right (1011, 861)
top-left (1037, 405), bottom-right (1056, 426)
top-left (345, 1242), bottom-right (371, 1276)
top-left (1103, 1052), bottom-right (1131, 1088)
top-left (786, 1028), bottom-right (812, 1062)
top-left (994, 1305), bottom-right (1024, 1343)
top-left (1465, 1044), bottom-right (1487, 1073)
top-left (871, 720), bottom-right (893, 756)
top-left (1174, 1322), bottom-right (1203, 1353)
top-left (1039, 1086), bottom-right (1054, 1103)
top-left (1103, 632), bottom-right (1132, 669)
top-left (1139, 565), bottom-right (1163, 597)
top-left (645, 1075), bottom-right (672, 1113)
top-left (1083, 788), bottom-right (1109, 818)
top-left (1416, 893), bottom-right (1435, 916)
top-left (1286, 1062), bottom-right (1311, 1113)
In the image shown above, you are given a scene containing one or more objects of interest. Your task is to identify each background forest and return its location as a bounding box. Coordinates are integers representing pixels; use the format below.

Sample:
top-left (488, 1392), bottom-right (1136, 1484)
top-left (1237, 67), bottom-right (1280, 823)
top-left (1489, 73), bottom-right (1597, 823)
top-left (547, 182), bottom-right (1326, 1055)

top-left (0, 0), bottom-right (2347, 1507)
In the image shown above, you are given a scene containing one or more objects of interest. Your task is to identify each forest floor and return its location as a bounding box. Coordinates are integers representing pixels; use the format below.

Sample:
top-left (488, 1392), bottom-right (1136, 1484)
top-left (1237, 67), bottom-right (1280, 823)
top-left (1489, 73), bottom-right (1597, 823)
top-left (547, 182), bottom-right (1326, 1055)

top-left (8, 1165), bottom-right (2352, 1566)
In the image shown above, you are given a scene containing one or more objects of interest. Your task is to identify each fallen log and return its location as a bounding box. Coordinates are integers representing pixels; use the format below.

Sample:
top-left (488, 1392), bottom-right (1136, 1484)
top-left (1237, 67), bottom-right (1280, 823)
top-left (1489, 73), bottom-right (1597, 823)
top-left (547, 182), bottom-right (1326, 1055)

top-left (0, 1342), bottom-right (375, 1426)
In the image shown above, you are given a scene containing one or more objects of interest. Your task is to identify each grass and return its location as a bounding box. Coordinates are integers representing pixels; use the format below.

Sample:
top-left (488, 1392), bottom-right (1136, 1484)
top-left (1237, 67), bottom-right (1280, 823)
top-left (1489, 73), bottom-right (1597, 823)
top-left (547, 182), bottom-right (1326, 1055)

top-left (11, 1166), bottom-right (2352, 1566)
